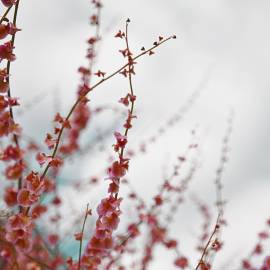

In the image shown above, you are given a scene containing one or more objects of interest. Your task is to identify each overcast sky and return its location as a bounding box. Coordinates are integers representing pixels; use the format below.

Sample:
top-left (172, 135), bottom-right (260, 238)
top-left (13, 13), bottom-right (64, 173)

top-left (6, 0), bottom-right (270, 269)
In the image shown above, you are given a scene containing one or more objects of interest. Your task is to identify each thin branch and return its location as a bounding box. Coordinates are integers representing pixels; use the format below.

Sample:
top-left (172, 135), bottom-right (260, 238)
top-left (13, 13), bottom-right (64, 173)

top-left (5, 0), bottom-right (23, 196)
top-left (0, 5), bottom-right (12, 24)
top-left (40, 35), bottom-right (175, 181)
top-left (78, 203), bottom-right (90, 270)
top-left (194, 214), bottom-right (221, 270)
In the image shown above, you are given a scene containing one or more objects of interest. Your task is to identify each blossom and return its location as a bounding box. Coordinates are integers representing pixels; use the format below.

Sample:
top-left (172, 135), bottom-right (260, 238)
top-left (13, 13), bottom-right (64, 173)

top-left (48, 234), bottom-right (59, 246)
top-left (36, 152), bottom-right (52, 166)
top-left (101, 212), bottom-right (120, 230)
top-left (174, 257), bottom-right (188, 268)
top-left (17, 188), bottom-right (38, 207)
top-left (97, 196), bottom-right (122, 217)
top-left (1, 144), bottom-right (22, 161)
top-left (45, 133), bottom-right (56, 149)
top-left (0, 23), bottom-right (20, 40)
top-left (1, 0), bottom-right (17, 7)
top-left (0, 68), bottom-right (9, 92)
top-left (94, 70), bottom-right (106, 77)
top-left (31, 204), bottom-right (47, 219)
top-left (108, 161), bottom-right (128, 181)
top-left (4, 187), bottom-right (17, 206)
top-left (5, 162), bottom-right (24, 179)
top-left (0, 41), bottom-right (16, 61)
top-left (25, 171), bottom-right (44, 194)
top-left (113, 132), bottom-right (127, 152)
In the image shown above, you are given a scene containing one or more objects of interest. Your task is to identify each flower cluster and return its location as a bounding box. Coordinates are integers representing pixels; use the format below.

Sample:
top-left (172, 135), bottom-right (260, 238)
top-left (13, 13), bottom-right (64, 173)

top-left (16, 172), bottom-right (44, 207)
top-left (59, 0), bottom-right (102, 155)
top-left (5, 213), bottom-right (33, 253)
top-left (77, 196), bottom-right (122, 268)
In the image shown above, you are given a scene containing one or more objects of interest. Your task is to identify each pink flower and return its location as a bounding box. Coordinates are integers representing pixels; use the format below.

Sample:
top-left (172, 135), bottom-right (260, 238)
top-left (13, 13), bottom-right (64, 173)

top-left (101, 212), bottom-right (120, 230)
top-left (17, 189), bottom-right (37, 207)
top-left (45, 133), bottom-right (56, 149)
top-left (15, 237), bottom-right (32, 253)
top-left (108, 161), bottom-right (128, 181)
top-left (48, 234), bottom-right (59, 246)
top-left (36, 152), bottom-right (51, 166)
top-left (25, 171), bottom-right (44, 194)
top-left (0, 23), bottom-right (20, 39)
top-left (113, 132), bottom-right (127, 152)
top-left (0, 41), bottom-right (16, 61)
top-left (97, 196), bottom-right (121, 217)
top-left (4, 187), bottom-right (17, 206)
top-left (174, 257), bottom-right (188, 268)
top-left (1, 0), bottom-right (17, 7)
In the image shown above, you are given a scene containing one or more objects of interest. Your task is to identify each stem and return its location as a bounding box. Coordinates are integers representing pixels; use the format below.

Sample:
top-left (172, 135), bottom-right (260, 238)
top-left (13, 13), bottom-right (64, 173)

top-left (0, 5), bottom-right (12, 24)
top-left (88, 7), bottom-right (101, 85)
top-left (78, 203), bottom-right (90, 270)
top-left (194, 214), bottom-right (220, 270)
top-left (5, 0), bottom-right (23, 208)
top-left (119, 19), bottom-right (134, 157)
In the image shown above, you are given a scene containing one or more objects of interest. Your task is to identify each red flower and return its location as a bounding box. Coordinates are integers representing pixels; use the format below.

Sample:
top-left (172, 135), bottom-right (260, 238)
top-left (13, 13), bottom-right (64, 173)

top-left (1, 145), bottom-right (23, 161)
top-left (74, 232), bottom-right (83, 241)
top-left (5, 162), bottom-right (24, 179)
top-left (94, 70), bottom-right (106, 77)
top-left (31, 204), bottom-right (47, 219)
top-left (1, 0), bottom-right (17, 7)
top-left (101, 212), bottom-right (120, 230)
top-left (4, 187), bottom-right (17, 206)
top-left (0, 23), bottom-right (20, 39)
top-left (36, 152), bottom-right (51, 166)
top-left (45, 133), bottom-right (56, 149)
top-left (26, 171), bottom-right (44, 194)
top-left (48, 234), bottom-right (59, 246)
top-left (114, 30), bottom-right (125, 39)
top-left (0, 41), bottom-right (16, 61)
top-left (97, 196), bottom-right (121, 217)
top-left (113, 132), bottom-right (127, 152)
top-left (17, 189), bottom-right (37, 207)
top-left (0, 68), bottom-right (9, 92)
top-left (108, 161), bottom-right (128, 180)
top-left (174, 257), bottom-right (188, 268)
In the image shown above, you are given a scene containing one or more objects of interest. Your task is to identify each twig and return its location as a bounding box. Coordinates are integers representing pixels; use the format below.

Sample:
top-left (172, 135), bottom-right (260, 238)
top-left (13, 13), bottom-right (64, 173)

top-left (78, 203), bottom-right (90, 270)
top-left (5, 0), bottom-right (23, 196)
top-left (0, 5), bottom-right (12, 24)
top-left (194, 214), bottom-right (221, 270)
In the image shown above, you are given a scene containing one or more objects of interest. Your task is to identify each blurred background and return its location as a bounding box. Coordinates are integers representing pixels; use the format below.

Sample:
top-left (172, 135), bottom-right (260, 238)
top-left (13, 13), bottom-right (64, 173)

top-left (4, 0), bottom-right (270, 268)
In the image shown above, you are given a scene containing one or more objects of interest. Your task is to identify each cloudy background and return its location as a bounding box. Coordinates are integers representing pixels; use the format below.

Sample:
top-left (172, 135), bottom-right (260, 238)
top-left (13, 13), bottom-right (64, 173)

top-left (6, 0), bottom-right (270, 268)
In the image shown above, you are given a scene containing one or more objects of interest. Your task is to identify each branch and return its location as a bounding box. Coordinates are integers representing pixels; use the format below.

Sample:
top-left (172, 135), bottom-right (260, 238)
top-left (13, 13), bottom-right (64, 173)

top-left (40, 34), bottom-right (176, 181)
top-left (78, 203), bottom-right (90, 270)
top-left (0, 5), bottom-right (12, 24)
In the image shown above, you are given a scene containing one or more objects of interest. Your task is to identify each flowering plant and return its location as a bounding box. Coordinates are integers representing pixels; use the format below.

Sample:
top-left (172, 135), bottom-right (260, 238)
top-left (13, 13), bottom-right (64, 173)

top-left (0, 1), bottom-right (269, 270)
